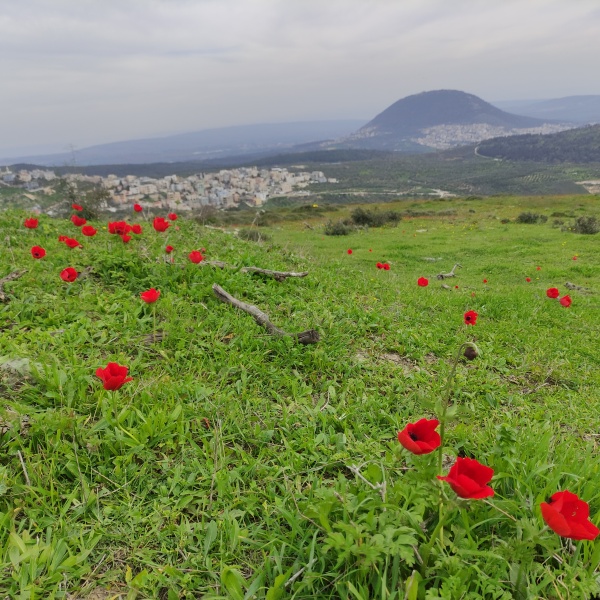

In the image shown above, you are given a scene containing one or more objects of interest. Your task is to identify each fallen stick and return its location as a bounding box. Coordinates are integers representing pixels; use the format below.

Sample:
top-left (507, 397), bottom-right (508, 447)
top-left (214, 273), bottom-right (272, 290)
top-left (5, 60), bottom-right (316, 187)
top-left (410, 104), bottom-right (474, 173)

top-left (565, 281), bottom-right (592, 293)
top-left (240, 266), bottom-right (309, 282)
top-left (436, 263), bottom-right (462, 280)
top-left (0, 270), bottom-right (27, 302)
top-left (212, 284), bottom-right (319, 344)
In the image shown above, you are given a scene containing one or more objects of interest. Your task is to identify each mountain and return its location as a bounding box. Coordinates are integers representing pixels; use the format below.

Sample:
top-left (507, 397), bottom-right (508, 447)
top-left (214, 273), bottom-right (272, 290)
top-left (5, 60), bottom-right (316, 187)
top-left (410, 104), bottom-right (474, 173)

top-left (476, 124), bottom-right (600, 163)
top-left (0, 120), bottom-right (366, 167)
top-left (493, 96), bottom-right (600, 124)
top-left (326, 90), bottom-right (571, 152)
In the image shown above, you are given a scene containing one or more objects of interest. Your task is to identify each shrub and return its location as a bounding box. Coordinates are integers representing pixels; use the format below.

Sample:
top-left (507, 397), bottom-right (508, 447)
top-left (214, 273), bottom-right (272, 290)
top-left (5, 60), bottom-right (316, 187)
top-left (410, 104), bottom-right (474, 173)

top-left (238, 228), bottom-right (271, 242)
top-left (570, 215), bottom-right (600, 234)
top-left (516, 212), bottom-right (547, 224)
top-left (350, 207), bottom-right (401, 227)
top-left (324, 220), bottom-right (352, 236)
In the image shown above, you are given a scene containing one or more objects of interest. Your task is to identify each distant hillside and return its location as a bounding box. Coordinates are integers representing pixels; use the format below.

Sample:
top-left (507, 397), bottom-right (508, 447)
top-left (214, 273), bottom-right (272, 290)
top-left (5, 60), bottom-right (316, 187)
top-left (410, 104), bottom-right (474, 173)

top-left (476, 124), bottom-right (600, 163)
top-left (328, 90), bottom-right (570, 152)
top-left (0, 120), bottom-right (366, 167)
top-left (494, 95), bottom-right (600, 124)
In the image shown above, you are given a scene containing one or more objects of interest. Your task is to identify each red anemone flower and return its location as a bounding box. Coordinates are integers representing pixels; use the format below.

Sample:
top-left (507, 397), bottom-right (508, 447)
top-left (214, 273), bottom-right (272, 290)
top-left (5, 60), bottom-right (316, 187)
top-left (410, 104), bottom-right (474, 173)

top-left (70, 214), bottom-right (86, 226)
top-left (133, 203), bottom-right (143, 212)
top-left (95, 362), bottom-right (133, 391)
top-left (64, 238), bottom-right (82, 248)
top-left (189, 250), bottom-right (204, 264)
top-left (483, 279), bottom-right (488, 284)
top-left (559, 295), bottom-right (572, 307)
top-left (464, 310), bottom-right (478, 325)
top-left (108, 221), bottom-right (131, 235)
top-left (58, 235), bottom-right (68, 242)
top-left (121, 234), bottom-right (131, 243)
top-left (572, 256), bottom-right (578, 260)
top-left (81, 225), bottom-right (97, 237)
top-left (347, 249), bottom-right (353, 255)
top-left (165, 245), bottom-right (174, 254)
top-left (140, 288), bottom-right (160, 303)
top-left (131, 224), bottom-right (142, 235)
top-left (153, 217), bottom-right (170, 232)
top-left (437, 457), bottom-right (494, 499)
top-left (536, 266), bottom-right (541, 271)
top-left (546, 287), bottom-right (560, 299)
top-left (31, 246), bottom-right (46, 259)
top-left (24, 218), bottom-right (38, 229)
top-left (168, 212), bottom-right (178, 221)
top-left (72, 203), bottom-right (83, 211)
top-left (376, 262), bottom-right (383, 269)
top-left (541, 491), bottom-right (599, 541)
top-left (526, 277), bottom-right (531, 282)
top-left (60, 267), bottom-right (78, 282)
top-left (398, 418), bottom-right (440, 455)
top-left (417, 277), bottom-right (429, 287)
top-left (383, 263), bottom-right (390, 271)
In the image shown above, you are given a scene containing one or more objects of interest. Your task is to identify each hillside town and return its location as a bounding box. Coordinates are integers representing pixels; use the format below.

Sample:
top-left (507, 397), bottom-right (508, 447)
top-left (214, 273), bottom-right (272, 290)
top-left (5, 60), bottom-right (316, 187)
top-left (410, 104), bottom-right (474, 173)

top-left (0, 166), bottom-right (336, 211)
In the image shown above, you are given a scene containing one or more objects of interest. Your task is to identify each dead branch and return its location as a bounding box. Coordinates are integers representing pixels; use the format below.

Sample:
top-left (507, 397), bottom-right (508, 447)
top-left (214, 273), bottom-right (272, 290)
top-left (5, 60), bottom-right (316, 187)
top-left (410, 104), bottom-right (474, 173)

top-left (565, 281), bottom-right (592, 293)
top-left (201, 260), bottom-right (229, 269)
top-left (241, 266), bottom-right (309, 282)
top-left (212, 284), bottom-right (319, 344)
top-left (0, 270), bottom-right (27, 302)
top-left (436, 263), bottom-right (462, 280)
top-left (440, 284), bottom-right (452, 290)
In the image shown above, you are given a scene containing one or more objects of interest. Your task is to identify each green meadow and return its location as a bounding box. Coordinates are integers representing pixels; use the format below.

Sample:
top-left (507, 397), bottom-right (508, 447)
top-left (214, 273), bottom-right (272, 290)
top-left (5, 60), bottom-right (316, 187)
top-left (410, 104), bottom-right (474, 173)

top-left (0, 195), bottom-right (599, 599)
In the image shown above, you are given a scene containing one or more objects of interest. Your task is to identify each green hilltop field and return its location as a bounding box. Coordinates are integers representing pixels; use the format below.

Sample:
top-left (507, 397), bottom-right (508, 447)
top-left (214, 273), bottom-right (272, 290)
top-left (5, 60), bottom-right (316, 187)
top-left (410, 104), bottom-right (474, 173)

top-left (0, 195), bottom-right (599, 598)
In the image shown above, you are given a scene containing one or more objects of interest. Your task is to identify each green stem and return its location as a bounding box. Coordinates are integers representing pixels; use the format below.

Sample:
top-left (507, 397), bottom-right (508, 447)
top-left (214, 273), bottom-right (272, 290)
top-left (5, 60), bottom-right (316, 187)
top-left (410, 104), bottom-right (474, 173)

top-left (152, 303), bottom-right (156, 342)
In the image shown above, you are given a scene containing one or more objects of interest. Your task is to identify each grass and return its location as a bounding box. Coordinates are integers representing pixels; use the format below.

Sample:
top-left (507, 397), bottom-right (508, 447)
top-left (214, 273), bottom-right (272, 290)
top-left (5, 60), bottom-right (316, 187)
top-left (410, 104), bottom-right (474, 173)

top-left (0, 196), bottom-right (599, 599)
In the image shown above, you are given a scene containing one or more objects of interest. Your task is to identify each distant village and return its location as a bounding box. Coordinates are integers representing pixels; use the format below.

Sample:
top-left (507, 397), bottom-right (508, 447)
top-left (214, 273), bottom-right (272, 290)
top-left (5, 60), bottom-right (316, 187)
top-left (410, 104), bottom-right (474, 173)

top-left (0, 166), bottom-right (337, 211)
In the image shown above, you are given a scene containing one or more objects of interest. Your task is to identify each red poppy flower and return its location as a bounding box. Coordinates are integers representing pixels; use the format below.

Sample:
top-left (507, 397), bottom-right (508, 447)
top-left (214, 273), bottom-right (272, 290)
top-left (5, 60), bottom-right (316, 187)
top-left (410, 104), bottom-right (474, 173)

top-left (140, 288), bottom-right (160, 303)
top-left (189, 250), bottom-right (204, 264)
top-left (131, 224), bottom-right (142, 235)
top-left (133, 203), bottom-right (143, 212)
top-left (24, 218), bottom-right (38, 229)
top-left (437, 457), bottom-right (494, 499)
top-left (397, 418), bottom-right (440, 455)
top-left (464, 310), bottom-right (478, 325)
top-left (536, 266), bottom-right (541, 271)
top-left (81, 225), bottom-right (97, 237)
top-left (60, 267), bottom-right (78, 282)
top-left (153, 217), bottom-right (170, 232)
top-left (417, 277), bottom-right (429, 287)
top-left (540, 490), bottom-right (599, 541)
top-left (526, 277), bottom-right (531, 282)
top-left (376, 262), bottom-right (383, 269)
top-left (383, 263), bottom-right (390, 271)
top-left (572, 256), bottom-right (578, 261)
top-left (64, 238), bottom-right (82, 248)
top-left (31, 246), bottom-right (46, 259)
top-left (95, 362), bottom-right (133, 391)
top-left (168, 213), bottom-right (178, 221)
top-left (72, 203), bottom-right (83, 211)
top-left (70, 214), bottom-right (87, 227)
top-left (108, 221), bottom-right (131, 235)
top-left (546, 287), bottom-right (560, 299)
top-left (165, 245), bottom-right (174, 254)
top-left (455, 285), bottom-right (459, 289)
top-left (58, 235), bottom-right (68, 242)
top-left (559, 295), bottom-right (572, 307)
top-left (347, 249), bottom-right (353, 255)
top-left (483, 279), bottom-right (488, 284)
top-left (121, 234), bottom-right (132, 243)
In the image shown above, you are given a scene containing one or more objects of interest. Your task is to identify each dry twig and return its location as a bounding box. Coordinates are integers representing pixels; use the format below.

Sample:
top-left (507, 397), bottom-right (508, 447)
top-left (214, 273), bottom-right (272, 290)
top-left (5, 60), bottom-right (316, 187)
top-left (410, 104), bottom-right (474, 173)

top-left (436, 263), bottom-right (462, 280)
top-left (0, 270), bottom-right (26, 302)
top-left (212, 284), bottom-right (319, 344)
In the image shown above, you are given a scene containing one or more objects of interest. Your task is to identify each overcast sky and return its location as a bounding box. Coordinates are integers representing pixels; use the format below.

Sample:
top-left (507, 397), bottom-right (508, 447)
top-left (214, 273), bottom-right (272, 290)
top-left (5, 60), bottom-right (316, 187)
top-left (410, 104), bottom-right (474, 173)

top-left (2, 0), bottom-right (600, 156)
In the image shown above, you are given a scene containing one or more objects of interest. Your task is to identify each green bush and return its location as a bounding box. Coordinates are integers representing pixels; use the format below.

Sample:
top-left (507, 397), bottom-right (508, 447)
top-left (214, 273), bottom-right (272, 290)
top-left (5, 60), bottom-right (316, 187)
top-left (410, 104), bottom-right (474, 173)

top-left (237, 228), bottom-right (271, 242)
top-left (324, 219), bottom-right (353, 235)
top-left (571, 215), bottom-right (600, 234)
top-left (516, 212), bottom-right (548, 224)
